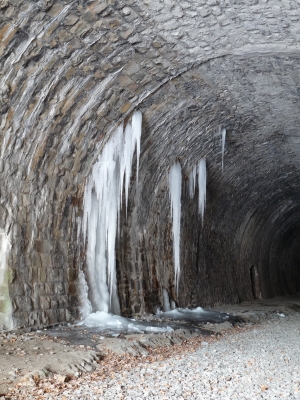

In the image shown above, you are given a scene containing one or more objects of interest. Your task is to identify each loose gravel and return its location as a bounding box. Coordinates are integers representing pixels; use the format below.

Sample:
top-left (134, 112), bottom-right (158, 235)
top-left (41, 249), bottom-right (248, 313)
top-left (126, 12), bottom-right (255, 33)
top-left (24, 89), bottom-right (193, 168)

top-left (8, 314), bottom-right (300, 399)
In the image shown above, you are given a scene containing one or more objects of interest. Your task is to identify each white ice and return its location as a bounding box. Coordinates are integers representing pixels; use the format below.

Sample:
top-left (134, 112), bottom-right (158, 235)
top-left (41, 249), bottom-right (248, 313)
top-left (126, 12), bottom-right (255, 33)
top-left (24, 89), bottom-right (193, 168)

top-left (198, 158), bottom-right (207, 224)
top-left (0, 230), bottom-right (13, 330)
top-left (158, 306), bottom-right (225, 321)
top-left (81, 111), bottom-right (142, 317)
top-left (163, 288), bottom-right (171, 312)
top-left (221, 126), bottom-right (226, 172)
top-left (168, 162), bottom-right (182, 294)
top-left (77, 270), bottom-right (92, 318)
top-left (189, 165), bottom-right (197, 198)
top-left (79, 311), bottom-right (173, 333)
top-left (158, 306), bottom-right (206, 318)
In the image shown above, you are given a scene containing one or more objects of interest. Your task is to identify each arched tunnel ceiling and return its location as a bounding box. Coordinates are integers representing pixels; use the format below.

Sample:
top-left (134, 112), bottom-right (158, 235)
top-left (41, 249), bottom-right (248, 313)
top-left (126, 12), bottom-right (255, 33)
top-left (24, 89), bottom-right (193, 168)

top-left (1, 0), bottom-right (300, 325)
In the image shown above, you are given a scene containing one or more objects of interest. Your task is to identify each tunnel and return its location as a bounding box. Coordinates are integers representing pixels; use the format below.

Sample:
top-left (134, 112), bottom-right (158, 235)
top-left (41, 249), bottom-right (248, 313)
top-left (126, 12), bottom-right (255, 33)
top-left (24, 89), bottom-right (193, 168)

top-left (0, 0), bottom-right (300, 329)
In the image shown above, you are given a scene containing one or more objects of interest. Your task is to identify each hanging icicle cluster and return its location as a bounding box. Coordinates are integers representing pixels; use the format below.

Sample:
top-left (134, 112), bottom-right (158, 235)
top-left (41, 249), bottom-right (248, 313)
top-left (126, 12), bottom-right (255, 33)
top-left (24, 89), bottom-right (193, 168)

top-left (81, 110), bottom-right (142, 316)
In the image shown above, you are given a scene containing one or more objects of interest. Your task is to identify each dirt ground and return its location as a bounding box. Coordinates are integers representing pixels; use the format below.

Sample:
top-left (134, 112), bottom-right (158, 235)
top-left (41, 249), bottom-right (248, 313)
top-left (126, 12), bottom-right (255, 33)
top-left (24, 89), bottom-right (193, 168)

top-left (0, 330), bottom-right (99, 396)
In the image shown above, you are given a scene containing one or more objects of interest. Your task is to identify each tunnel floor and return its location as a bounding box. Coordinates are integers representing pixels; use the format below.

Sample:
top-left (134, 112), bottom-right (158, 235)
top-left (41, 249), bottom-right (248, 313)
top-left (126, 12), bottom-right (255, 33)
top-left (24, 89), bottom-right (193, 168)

top-left (2, 295), bottom-right (300, 396)
top-left (40, 294), bottom-right (300, 348)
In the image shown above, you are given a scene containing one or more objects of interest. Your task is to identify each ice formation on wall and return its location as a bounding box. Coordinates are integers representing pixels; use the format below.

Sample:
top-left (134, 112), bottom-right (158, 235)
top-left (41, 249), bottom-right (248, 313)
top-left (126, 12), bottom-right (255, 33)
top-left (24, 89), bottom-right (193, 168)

top-left (189, 165), bottom-right (197, 198)
top-left (198, 158), bottom-right (207, 224)
top-left (0, 230), bottom-right (13, 330)
top-left (163, 288), bottom-right (171, 311)
top-left (78, 270), bottom-right (92, 318)
top-left (221, 126), bottom-right (226, 172)
top-left (188, 158), bottom-right (207, 223)
top-left (169, 162), bottom-right (182, 294)
top-left (81, 110), bottom-right (142, 316)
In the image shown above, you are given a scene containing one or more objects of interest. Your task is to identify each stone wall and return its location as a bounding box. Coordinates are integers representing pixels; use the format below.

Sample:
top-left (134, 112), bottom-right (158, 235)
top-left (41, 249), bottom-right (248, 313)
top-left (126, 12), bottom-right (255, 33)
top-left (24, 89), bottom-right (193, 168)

top-left (0, 0), bottom-right (300, 327)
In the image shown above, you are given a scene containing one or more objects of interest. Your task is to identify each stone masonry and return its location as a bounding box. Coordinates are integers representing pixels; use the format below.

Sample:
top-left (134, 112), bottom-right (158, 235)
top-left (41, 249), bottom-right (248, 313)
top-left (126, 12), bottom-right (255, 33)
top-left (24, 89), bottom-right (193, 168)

top-left (0, 0), bottom-right (300, 328)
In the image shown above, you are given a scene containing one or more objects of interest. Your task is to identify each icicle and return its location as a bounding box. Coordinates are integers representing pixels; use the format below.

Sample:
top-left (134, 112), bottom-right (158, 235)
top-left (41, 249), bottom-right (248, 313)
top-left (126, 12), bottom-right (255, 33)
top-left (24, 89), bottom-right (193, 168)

top-left (169, 162), bottom-right (182, 294)
top-left (189, 165), bottom-right (197, 198)
top-left (0, 230), bottom-right (13, 330)
top-left (221, 126), bottom-right (226, 172)
top-left (198, 158), bottom-right (207, 225)
top-left (162, 288), bottom-right (171, 312)
top-left (78, 270), bottom-right (92, 319)
top-left (132, 110), bottom-right (142, 183)
top-left (82, 111), bottom-right (142, 315)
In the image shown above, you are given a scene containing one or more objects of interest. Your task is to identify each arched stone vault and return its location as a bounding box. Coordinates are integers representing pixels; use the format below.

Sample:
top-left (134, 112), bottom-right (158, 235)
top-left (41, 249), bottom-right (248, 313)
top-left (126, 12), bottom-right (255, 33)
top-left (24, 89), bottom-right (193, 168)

top-left (0, 0), bottom-right (300, 327)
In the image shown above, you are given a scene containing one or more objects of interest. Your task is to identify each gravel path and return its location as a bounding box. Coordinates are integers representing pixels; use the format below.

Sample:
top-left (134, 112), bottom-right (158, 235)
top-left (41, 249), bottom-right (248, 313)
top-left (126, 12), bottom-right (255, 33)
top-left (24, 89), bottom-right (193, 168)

top-left (9, 314), bottom-right (300, 399)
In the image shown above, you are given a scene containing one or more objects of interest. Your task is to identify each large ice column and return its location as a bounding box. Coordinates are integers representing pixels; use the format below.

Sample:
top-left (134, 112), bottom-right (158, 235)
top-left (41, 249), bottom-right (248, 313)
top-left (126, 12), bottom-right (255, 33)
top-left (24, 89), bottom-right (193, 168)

top-left (169, 162), bottom-right (182, 294)
top-left (198, 158), bottom-right (207, 224)
top-left (82, 111), bottom-right (142, 316)
top-left (0, 230), bottom-right (13, 330)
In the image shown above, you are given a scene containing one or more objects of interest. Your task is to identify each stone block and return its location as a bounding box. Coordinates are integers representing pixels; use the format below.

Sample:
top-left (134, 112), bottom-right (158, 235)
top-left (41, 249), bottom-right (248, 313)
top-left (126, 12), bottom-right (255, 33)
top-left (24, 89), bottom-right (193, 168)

top-left (50, 297), bottom-right (59, 309)
top-left (68, 295), bottom-right (79, 308)
top-left (63, 14), bottom-right (78, 26)
top-left (40, 296), bottom-right (51, 310)
top-left (57, 308), bottom-right (66, 322)
top-left (38, 267), bottom-right (47, 283)
top-left (67, 268), bottom-right (77, 282)
top-left (45, 309), bottom-right (58, 325)
top-left (34, 240), bottom-right (52, 254)
top-left (40, 253), bottom-right (52, 269)
top-left (41, 311), bottom-right (50, 326)
top-left (34, 283), bottom-right (46, 295)
top-left (44, 283), bottom-right (54, 295)
top-left (27, 311), bottom-right (39, 326)
top-left (13, 312), bottom-right (30, 329)
top-left (54, 282), bottom-right (65, 295)
top-left (15, 296), bottom-right (32, 312)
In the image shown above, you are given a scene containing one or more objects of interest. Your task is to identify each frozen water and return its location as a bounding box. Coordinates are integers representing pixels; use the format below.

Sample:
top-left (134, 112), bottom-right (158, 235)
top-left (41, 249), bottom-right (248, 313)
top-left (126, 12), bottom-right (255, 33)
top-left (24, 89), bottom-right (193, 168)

top-left (221, 126), bottom-right (226, 172)
top-left (159, 307), bottom-right (205, 319)
top-left (163, 288), bottom-right (171, 312)
top-left (189, 165), bottom-right (197, 198)
top-left (77, 270), bottom-right (92, 318)
top-left (198, 158), bottom-right (207, 224)
top-left (0, 230), bottom-right (13, 330)
top-left (132, 110), bottom-right (142, 183)
top-left (189, 159), bottom-right (207, 223)
top-left (79, 311), bottom-right (174, 333)
top-left (81, 111), bottom-right (142, 317)
top-left (158, 307), bottom-right (229, 323)
top-left (169, 162), bottom-right (182, 294)
top-left (78, 305), bottom-right (232, 334)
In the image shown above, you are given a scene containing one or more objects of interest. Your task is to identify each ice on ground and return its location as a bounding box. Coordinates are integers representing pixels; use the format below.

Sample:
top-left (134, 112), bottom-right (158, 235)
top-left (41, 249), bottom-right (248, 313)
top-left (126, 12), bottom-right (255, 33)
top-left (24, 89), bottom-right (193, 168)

top-left (158, 307), bottom-right (227, 323)
top-left (79, 311), bottom-right (173, 333)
